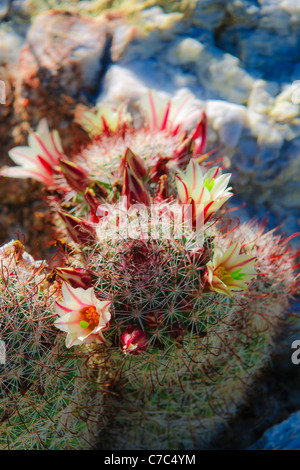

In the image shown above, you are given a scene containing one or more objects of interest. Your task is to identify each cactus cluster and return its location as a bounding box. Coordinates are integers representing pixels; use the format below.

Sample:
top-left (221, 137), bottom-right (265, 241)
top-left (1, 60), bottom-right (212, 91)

top-left (0, 240), bottom-right (104, 449)
top-left (0, 90), bottom-right (298, 449)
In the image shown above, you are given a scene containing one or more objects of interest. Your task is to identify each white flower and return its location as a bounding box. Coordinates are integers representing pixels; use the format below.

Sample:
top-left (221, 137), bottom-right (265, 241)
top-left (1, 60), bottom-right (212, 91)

top-left (0, 118), bottom-right (63, 185)
top-left (54, 282), bottom-right (111, 348)
top-left (175, 159), bottom-right (233, 224)
top-left (205, 241), bottom-right (257, 297)
top-left (139, 89), bottom-right (203, 134)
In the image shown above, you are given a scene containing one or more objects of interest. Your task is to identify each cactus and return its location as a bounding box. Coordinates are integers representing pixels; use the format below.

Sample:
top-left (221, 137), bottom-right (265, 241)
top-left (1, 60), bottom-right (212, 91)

top-left (0, 90), bottom-right (298, 449)
top-left (0, 240), bottom-right (104, 449)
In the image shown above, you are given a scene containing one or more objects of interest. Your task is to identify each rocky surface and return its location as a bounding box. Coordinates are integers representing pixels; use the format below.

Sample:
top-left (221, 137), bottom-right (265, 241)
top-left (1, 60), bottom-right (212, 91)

top-left (13, 9), bottom-right (110, 127)
top-left (250, 411), bottom-right (300, 450)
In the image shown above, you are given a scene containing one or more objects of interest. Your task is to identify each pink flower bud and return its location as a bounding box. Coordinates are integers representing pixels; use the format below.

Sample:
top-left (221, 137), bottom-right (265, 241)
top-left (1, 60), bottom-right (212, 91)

top-left (120, 326), bottom-right (148, 355)
top-left (121, 161), bottom-right (150, 208)
top-left (84, 188), bottom-right (102, 223)
top-left (119, 147), bottom-right (147, 180)
top-left (60, 159), bottom-right (90, 192)
top-left (58, 210), bottom-right (96, 245)
top-left (149, 155), bottom-right (169, 183)
top-left (55, 267), bottom-right (93, 289)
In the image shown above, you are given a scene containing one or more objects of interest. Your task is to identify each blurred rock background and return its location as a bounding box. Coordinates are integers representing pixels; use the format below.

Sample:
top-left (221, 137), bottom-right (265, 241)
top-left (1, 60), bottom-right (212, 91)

top-left (0, 0), bottom-right (299, 449)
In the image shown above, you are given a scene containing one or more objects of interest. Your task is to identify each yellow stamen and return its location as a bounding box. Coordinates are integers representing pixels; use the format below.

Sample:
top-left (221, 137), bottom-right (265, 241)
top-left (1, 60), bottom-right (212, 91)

top-left (80, 305), bottom-right (100, 329)
top-left (214, 266), bottom-right (228, 280)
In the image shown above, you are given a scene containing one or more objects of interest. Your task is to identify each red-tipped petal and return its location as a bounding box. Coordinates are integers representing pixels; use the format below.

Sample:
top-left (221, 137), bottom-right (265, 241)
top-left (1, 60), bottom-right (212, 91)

top-left (56, 267), bottom-right (93, 289)
top-left (58, 210), bottom-right (96, 244)
top-left (60, 159), bottom-right (90, 191)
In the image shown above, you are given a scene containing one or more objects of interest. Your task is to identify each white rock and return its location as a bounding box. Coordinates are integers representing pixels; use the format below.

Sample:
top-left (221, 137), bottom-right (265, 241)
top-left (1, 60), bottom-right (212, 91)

top-left (247, 110), bottom-right (284, 148)
top-left (166, 38), bottom-right (205, 65)
top-left (268, 84), bottom-right (300, 121)
top-left (196, 47), bottom-right (256, 104)
top-left (281, 0), bottom-right (300, 22)
top-left (99, 65), bottom-right (149, 105)
top-left (140, 6), bottom-right (183, 30)
top-left (269, 101), bottom-right (300, 121)
top-left (205, 100), bottom-right (247, 147)
top-left (248, 82), bottom-right (275, 114)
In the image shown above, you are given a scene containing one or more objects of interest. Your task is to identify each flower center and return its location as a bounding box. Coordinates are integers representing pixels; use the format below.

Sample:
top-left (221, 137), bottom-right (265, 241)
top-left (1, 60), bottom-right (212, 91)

top-left (80, 305), bottom-right (100, 330)
top-left (204, 177), bottom-right (215, 192)
top-left (214, 265), bottom-right (228, 281)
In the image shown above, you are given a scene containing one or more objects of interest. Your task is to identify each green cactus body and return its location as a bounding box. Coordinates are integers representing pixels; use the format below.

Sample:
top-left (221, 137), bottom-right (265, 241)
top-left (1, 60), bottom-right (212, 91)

top-left (83, 219), bottom-right (296, 450)
top-left (0, 241), bottom-right (103, 449)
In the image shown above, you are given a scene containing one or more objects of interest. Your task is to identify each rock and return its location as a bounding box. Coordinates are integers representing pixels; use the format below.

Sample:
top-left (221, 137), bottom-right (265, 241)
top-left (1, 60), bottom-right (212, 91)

top-left (246, 110), bottom-right (284, 149)
top-left (100, 64), bottom-right (150, 105)
top-left (23, 10), bottom-right (107, 96)
top-left (250, 411), bottom-right (300, 450)
top-left (205, 100), bottom-right (247, 147)
top-left (139, 6), bottom-right (183, 32)
top-left (281, 0), bottom-right (300, 22)
top-left (0, 23), bottom-right (24, 64)
top-left (269, 85), bottom-right (300, 122)
top-left (111, 7), bottom-right (184, 63)
top-left (225, 0), bottom-right (260, 26)
top-left (166, 38), bottom-right (205, 66)
top-left (0, 0), bottom-right (9, 20)
top-left (248, 81), bottom-right (275, 115)
top-left (269, 100), bottom-right (300, 121)
top-left (195, 46), bottom-right (257, 104)
top-left (192, 0), bottom-right (226, 29)
top-left (14, 10), bottom-right (108, 126)
top-left (100, 59), bottom-right (203, 107)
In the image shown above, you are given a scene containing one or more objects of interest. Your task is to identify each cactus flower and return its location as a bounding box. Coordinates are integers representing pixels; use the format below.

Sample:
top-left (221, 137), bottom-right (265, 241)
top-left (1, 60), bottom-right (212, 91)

top-left (120, 326), bottom-right (148, 355)
top-left (54, 282), bottom-right (111, 348)
top-left (0, 118), bottom-right (63, 185)
top-left (75, 101), bottom-right (131, 137)
top-left (205, 241), bottom-right (257, 297)
top-left (139, 90), bottom-right (203, 135)
top-left (175, 159), bottom-right (233, 225)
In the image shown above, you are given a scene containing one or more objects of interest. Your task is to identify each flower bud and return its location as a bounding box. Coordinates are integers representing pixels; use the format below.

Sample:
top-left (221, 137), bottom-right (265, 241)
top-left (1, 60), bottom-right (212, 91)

top-left (55, 267), bottom-right (93, 289)
top-left (120, 147), bottom-right (147, 180)
top-left (153, 174), bottom-right (169, 204)
top-left (58, 211), bottom-right (96, 245)
top-left (60, 159), bottom-right (90, 192)
top-left (149, 155), bottom-right (169, 183)
top-left (84, 188), bottom-right (102, 223)
top-left (122, 162), bottom-right (150, 208)
top-left (120, 326), bottom-right (148, 355)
